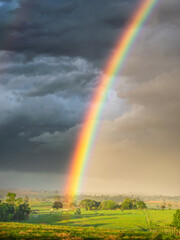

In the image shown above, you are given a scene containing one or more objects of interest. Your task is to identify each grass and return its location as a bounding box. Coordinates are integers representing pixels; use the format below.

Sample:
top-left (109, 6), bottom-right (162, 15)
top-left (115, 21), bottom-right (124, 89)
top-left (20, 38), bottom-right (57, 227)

top-left (0, 222), bottom-right (179, 240)
top-left (0, 201), bottom-right (178, 239)
top-left (26, 207), bottom-right (176, 232)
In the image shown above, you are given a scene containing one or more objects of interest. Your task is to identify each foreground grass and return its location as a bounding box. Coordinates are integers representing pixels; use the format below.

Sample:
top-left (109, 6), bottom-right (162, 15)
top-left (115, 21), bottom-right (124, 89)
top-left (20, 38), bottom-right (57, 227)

top-left (0, 222), bottom-right (179, 240)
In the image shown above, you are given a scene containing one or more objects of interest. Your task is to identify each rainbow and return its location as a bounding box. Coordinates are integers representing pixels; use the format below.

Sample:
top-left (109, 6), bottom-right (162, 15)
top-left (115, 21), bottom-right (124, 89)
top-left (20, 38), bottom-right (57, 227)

top-left (65, 0), bottom-right (157, 199)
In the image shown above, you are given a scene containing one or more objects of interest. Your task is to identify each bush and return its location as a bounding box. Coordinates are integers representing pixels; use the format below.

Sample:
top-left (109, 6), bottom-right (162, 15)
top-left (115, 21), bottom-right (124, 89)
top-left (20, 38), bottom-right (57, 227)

top-left (74, 208), bottom-right (81, 215)
top-left (173, 209), bottom-right (180, 228)
top-left (52, 201), bottom-right (63, 210)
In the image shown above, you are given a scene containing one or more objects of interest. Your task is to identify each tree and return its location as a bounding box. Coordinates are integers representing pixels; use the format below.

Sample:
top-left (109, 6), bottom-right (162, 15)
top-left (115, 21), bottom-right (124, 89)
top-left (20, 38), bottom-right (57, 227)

top-left (0, 195), bottom-right (31, 222)
top-left (14, 203), bottom-right (31, 221)
top-left (121, 198), bottom-right (147, 210)
top-left (79, 199), bottom-right (100, 210)
top-left (168, 204), bottom-right (172, 210)
top-left (52, 201), bottom-right (63, 210)
top-left (79, 199), bottom-right (91, 210)
top-left (137, 201), bottom-right (147, 209)
top-left (74, 208), bottom-right (81, 215)
top-left (100, 200), bottom-right (117, 210)
top-left (173, 209), bottom-right (180, 228)
top-left (6, 192), bottom-right (16, 204)
top-left (161, 205), bottom-right (165, 210)
top-left (16, 198), bottom-right (24, 205)
top-left (121, 198), bottom-right (133, 210)
top-left (132, 199), bottom-right (137, 209)
top-left (0, 203), bottom-right (14, 221)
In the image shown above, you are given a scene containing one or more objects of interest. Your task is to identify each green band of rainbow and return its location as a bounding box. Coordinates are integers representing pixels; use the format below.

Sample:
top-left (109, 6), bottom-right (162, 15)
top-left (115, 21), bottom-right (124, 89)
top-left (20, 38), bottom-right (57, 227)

top-left (65, 0), bottom-right (157, 199)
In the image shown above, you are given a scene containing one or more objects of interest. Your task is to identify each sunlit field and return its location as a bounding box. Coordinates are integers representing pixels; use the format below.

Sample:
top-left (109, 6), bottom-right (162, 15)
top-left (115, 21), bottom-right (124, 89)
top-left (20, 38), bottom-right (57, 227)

top-left (0, 200), bottom-right (179, 239)
top-left (0, 221), bottom-right (179, 240)
top-left (26, 203), bottom-right (176, 231)
top-left (0, 210), bottom-right (178, 240)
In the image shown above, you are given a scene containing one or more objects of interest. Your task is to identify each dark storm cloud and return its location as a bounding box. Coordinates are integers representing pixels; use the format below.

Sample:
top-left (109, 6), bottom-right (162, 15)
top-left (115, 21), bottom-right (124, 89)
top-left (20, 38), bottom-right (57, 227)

top-left (0, 52), bottom-right (95, 172)
top-left (0, 0), bottom-right (139, 61)
top-left (0, 0), bottom-right (179, 62)
top-left (0, 115), bottom-right (78, 173)
top-left (0, 52), bottom-right (99, 98)
top-left (0, 0), bottom-right (179, 177)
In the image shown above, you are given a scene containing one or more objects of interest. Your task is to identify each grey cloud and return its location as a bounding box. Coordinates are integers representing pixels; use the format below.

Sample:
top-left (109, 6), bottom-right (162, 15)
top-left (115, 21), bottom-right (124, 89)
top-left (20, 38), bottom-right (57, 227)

top-left (0, 52), bottom-right (99, 98)
top-left (0, 52), bottom-right (96, 173)
top-left (0, 0), bottom-right (179, 63)
top-left (121, 8), bottom-right (180, 83)
top-left (0, 115), bottom-right (79, 173)
top-left (151, 0), bottom-right (180, 26)
top-left (0, 0), bottom-right (140, 61)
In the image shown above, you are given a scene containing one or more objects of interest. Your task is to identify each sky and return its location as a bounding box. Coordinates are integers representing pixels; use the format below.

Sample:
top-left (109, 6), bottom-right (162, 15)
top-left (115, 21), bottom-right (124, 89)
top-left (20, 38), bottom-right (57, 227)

top-left (0, 0), bottom-right (179, 196)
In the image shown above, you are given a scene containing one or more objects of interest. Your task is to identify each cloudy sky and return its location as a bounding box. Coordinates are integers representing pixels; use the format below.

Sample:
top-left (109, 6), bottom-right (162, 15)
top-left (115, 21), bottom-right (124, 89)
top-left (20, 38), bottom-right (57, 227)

top-left (0, 0), bottom-right (179, 195)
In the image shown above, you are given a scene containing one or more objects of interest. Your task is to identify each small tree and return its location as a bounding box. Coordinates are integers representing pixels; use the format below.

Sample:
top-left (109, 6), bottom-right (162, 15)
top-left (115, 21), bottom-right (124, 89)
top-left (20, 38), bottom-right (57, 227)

top-left (137, 201), bottom-right (147, 209)
top-left (168, 204), bottom-right (172, 210)
top-left (161, 205), bottom-right (165, 210)
top-left (74, 208), bottom-right (81, 215)
top-left (6, 193), bottom-right (16, 204)
top-left (52, 201), bottom-right (63, 210)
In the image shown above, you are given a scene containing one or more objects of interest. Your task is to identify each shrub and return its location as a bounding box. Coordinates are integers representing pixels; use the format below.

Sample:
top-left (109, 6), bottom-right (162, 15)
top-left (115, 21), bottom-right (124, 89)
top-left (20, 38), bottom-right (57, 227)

top-left (52, 201), bottom-right (63, 210)
top-left (173, 209), bottom-right (180, 228)
top-left (74, 208), bottom-right (81, 215)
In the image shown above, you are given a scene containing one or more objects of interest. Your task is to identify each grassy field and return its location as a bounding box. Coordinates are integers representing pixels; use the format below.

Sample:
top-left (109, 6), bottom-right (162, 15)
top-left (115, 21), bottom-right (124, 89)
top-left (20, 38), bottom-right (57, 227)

top-left (0, 201), bottom-right (179, 239)
top-left (26, 201), bottom-right (175, 231)
top-left (0, 222), bottom-right (179, 240)
top-left (25, 209), bottom-right (175, 231)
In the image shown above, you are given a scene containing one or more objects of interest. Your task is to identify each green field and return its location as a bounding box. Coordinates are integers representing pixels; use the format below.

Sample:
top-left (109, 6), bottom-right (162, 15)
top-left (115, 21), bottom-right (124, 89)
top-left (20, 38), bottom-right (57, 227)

top-left (0, 221), bottom-right (179, 240)
top-left (23, 202), bottom-right (175, 230)
top-left (26, 209), bottom-right (174, 231)
top-left (0, 201), bottom-right (179, 239)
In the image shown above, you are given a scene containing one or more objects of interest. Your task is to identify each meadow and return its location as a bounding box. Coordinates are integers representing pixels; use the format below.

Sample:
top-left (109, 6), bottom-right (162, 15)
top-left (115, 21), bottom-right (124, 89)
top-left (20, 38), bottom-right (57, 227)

top-left (26, 207), bottom-right (175, 231)
top-left (0, 201), bottom-right (179, 239)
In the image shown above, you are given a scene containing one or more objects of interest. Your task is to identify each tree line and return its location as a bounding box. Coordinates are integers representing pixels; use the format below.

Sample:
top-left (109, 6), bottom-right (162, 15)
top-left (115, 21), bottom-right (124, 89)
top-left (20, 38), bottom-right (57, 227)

top-left (52, 198), bottom-right (147, 211)
top-left (79, 198), bottom-right (147, 210)
top-left (0, 192), bottom-right (31, 222)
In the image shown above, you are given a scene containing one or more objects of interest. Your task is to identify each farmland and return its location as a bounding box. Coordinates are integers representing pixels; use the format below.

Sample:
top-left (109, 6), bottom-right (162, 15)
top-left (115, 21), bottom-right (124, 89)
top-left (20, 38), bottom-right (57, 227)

top-left (0, 199), bottom-right (179, 239)
top-left (26, 202), bottom-right (175, 231)
top-left (0, 220), bottom-right (179, 240)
